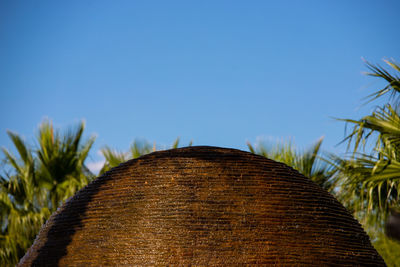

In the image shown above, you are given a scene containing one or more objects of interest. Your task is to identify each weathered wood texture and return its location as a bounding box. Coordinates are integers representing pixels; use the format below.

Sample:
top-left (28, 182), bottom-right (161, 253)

top-left (19, 146), bottom-right (385, 266)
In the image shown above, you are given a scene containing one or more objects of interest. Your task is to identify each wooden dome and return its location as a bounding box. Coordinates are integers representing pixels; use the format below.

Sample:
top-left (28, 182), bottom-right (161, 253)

top-left (19, 146), bottom-right (385, 266)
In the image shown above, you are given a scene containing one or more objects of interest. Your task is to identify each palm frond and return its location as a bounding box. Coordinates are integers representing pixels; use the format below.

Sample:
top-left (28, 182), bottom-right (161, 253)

top-left (363, 59), bottom-right (400, 104)
top-left (130, 139), bottom-right (153, 159)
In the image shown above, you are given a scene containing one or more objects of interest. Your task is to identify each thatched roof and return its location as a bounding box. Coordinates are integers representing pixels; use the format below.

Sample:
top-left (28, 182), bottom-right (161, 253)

top-left (19, 146), bottom-right (385, 266)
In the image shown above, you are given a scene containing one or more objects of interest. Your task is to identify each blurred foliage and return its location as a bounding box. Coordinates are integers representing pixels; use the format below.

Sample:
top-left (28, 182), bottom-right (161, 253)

top-left (0, 120), bottom-right (95, 266)
top-left (99, 137), bottom-right (192, 175)
top-left (247, 137), bottom-right (332, 190)
top-left (372, 232), bottom-right (400, 267)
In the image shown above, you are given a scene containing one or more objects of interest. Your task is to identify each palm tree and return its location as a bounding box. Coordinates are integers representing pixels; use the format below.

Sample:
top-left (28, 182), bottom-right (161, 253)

top-left (247, 137), bottom-right (332, 190)
top-left (331, 104), bottom-right (400, 223)
top-left (332, 59), bottom-right (400, 265)
top-left (0, 120), bottom-right (95, 266)
top-left (0, 131), bottom-right (50, 266)
top-left (35, 121), bottom-right (95, 210)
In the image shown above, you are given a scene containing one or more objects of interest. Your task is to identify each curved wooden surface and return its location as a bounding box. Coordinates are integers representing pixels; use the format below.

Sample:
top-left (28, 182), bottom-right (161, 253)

top-left (19, 146), bottom-right (385, 266)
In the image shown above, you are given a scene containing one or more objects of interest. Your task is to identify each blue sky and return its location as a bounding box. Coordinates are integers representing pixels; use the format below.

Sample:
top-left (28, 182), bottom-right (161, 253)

top-left (1, 1), bottom-right (399, 173)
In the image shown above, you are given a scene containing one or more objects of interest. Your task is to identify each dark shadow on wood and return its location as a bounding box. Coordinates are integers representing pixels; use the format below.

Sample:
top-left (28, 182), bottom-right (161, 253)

top-left (21, 175), bottom-right (112, 266)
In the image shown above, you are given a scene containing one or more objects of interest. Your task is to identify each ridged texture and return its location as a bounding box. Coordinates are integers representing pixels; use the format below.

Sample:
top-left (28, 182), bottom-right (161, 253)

top-left (19, 146), bottom-right (385, 266)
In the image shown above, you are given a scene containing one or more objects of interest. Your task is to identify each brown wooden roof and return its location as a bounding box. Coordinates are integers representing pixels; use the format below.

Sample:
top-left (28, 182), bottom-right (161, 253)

top-left (19, 146), bottom-right (385, 266)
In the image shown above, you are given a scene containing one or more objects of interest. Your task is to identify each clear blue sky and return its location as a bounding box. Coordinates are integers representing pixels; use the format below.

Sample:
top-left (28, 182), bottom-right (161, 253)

top-left (1, 1), bottom-right (399, 173)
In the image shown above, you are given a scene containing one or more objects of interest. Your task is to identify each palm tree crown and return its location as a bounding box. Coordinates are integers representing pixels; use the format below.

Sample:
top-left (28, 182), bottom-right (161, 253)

top-left (0, 120), bottom-right (94, 266)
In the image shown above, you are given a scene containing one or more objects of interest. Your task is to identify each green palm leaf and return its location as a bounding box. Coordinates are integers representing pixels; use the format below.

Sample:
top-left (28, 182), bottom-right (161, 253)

top-left (0, 120), bottom-right (95, 266)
